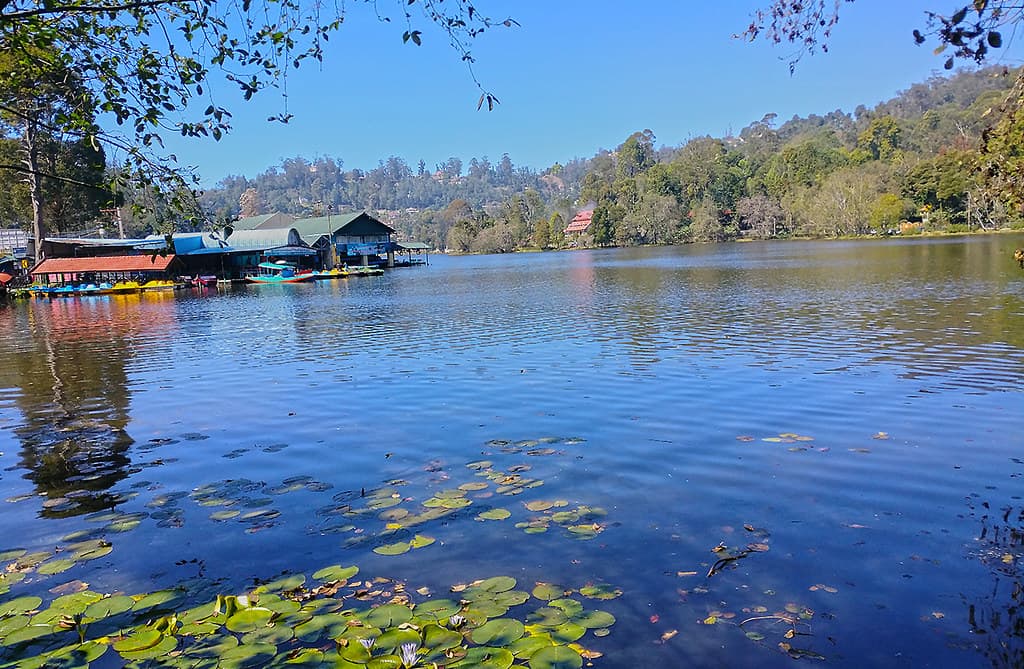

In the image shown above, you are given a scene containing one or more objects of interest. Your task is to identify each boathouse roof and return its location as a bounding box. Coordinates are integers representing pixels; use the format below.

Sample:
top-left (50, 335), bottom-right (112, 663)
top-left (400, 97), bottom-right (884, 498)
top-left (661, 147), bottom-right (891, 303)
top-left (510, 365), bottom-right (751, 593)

top-left (231, 213), bottom-right (296, 231)
top-left (224, 228), bottom-right (305, 250)
top-left (265, 211), bottom-right (395, 246)
top-left (31, 254), bottom-right (179, 276)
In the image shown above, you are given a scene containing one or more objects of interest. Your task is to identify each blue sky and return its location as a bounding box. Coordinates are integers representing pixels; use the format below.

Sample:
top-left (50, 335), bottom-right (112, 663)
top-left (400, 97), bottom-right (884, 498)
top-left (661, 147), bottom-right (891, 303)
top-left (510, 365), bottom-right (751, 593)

top-left (162, 2), bottom-right (1024, 187)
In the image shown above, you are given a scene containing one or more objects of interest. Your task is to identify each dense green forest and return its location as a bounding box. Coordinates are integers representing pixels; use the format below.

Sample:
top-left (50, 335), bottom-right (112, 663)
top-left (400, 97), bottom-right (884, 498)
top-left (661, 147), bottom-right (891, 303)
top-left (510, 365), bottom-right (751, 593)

top-left (194, 66), bottom-right (1024, 252)
top-left (3, 67), bottom-right (1021, 252)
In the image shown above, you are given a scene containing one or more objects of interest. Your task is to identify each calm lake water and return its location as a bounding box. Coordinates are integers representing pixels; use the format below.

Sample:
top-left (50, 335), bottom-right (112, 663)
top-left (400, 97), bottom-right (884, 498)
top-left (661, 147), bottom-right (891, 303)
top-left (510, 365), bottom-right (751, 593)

top-left (1, 235), bottom-right (1023, 668)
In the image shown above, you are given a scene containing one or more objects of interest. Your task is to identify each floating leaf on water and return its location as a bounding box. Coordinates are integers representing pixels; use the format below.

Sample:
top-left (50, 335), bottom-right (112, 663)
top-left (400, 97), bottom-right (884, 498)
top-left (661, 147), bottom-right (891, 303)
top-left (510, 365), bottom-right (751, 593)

top-left (423, 622), bottom-right (463, 651)
top-left (551, 622), bottom-right (586, 643)
top-left (528, 645), bottom-right (582, 669)
top-left (459, 481), bottom-right (489, 492)
top-left (365, 603), bottom-right (414, 628)
top-left (532, 583), bottom-right (565, 601)
top-left (439, 497), bottom-right (472, 510)
top-left (51, 590), bottom-right (104, 615)
top-left (450, 646), bottom-right (515, 669)
top-left (409, 534), bottom-right (436, 549)
top-left (746, 631), bottom-right (766, 641)
top-left (579, 583), bottom-right (622, 600)
top-left (1, 595), bottom-right (42, 616)
top-left (225, 607), bottom-right (274, 632)
top-left (217, 640), bottom-right (277, 667)
top-left (35, 557), bottom-right (76, 577)
top-left (0, 548), bottom-right (27, 562)
top-left (477, 508), bottom-right (511, 521)
top-left (70, 540), bottom-right (113, 562)
top-left (509, 634), bottom-right (554, 658)
top-left (257, 573), bottom-right (306, 593)
top-left (414, 598), bottom-right (461, 621)
top-left (476, 576), bottom-right (517, 593)
top-left (575, 610), bottom-right (615, 629)
top-left (14, 551), bottom-right (52, 568)
top-left (373, 541), bottom-right (411, 556)
top-left (132, 589), bottom-right (181, 612)
top-left (762, 437), bottom-right (783, 443)
top-left (466, 460), bottom-right (493, 470)
top-left (378, 508), bottom-right (410, 521)
top-left (84, 594), bottom-right (135, 619)
top-left (471, 618), bottom-right (526, 645)
top-left (312, 564), bottom-right (359, 582)
top-left (548, 598), bottom-right (584, 618)
top-left (525, 500), bottom-right (554, 512)
top-left (112, 628), bottom-right (164, 653)
top-left (210, 509), bottom-right (240, 521)
top-left (375, 627), bottom-right (421, 650)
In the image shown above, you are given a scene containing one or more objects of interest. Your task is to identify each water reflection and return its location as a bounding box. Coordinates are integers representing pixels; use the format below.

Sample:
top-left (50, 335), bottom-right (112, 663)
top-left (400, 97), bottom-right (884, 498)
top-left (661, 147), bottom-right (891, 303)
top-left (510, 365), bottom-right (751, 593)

top-left (0, 294), bottom-right (177, 517)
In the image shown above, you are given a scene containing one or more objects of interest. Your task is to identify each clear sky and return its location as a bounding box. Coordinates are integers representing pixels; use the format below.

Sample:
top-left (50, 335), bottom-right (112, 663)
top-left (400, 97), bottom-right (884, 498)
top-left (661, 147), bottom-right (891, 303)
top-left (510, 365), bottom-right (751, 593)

top-left (161, 1), bottom-right (1024, 187)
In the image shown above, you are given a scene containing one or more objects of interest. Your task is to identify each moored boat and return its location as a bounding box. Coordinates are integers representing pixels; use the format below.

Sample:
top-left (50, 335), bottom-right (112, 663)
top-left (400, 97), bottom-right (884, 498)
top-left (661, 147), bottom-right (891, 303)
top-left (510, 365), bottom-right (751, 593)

top-left (245, 262), bottom-right (315, 284)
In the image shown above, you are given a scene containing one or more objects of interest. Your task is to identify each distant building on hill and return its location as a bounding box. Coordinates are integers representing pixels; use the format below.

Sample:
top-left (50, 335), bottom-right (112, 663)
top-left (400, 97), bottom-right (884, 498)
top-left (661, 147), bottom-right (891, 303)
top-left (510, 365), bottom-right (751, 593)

top-left (564, 210), bottom-right (594, 235)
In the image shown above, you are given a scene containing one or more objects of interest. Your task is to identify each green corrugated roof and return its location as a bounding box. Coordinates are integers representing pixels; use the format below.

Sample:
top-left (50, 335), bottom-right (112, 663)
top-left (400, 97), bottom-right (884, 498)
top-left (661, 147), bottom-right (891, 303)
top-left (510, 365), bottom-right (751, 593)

top-left (226, 228), bottom-right (302, 250)
top-left (397, 241), bottom-right (431, 250)
top-left (279, 211), bottom-right (395, 245)
top-left (231, 213), bottom-right (296, 231)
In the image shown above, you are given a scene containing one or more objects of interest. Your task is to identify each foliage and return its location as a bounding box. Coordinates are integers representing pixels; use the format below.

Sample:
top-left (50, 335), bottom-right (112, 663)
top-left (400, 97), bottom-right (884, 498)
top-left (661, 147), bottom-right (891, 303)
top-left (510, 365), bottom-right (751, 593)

top-left (0, 0), bottom-right (512, 249)
top-left (743, 1), bottom-right (1022, 70)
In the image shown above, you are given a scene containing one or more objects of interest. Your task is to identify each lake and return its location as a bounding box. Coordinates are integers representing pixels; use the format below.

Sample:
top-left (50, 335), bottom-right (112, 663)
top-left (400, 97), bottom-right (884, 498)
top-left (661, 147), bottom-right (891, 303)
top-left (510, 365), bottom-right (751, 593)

top-left (1, 235), bottom-right (1023, 668)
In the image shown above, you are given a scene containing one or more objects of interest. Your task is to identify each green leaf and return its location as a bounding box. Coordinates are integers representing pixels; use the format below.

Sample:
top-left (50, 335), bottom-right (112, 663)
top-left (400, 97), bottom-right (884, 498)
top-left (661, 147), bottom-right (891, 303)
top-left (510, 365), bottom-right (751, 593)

top-left (373, 541), bottom-right (411, 556)
top-left (225, 607), bottom-right (273, 632)
top-left (476, 576), bottom-right (516, 593)
top-left (477, 508), bottom-right (511, 521)
top-left (84, 595), bottom-right (136, 619)
top-left (365, 603), bottom-right (413, 628)
top-left (0, 595), bottom-right (42, 616)
top-left (529, 645), bottom-right (583, 669)
top-left (471, 618), bottom-right (525, 645)
top-left (312, 564), bottom-right (359, 582)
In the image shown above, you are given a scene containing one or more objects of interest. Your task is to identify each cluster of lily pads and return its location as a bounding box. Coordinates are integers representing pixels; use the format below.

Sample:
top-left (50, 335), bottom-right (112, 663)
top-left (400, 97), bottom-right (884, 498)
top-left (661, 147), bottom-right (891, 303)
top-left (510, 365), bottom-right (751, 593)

top-left (0, 566), bottom-right (618, 668)
top-left (0, 537), bottom-right (113, 597)
top-left (311, 442), bottom-right (610, 554)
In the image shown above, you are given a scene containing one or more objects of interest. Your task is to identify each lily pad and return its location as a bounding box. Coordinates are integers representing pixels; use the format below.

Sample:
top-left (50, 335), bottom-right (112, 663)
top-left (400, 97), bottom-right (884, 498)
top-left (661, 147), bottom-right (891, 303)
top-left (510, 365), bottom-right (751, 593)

top-left (471, 618), bottom-right (526, 645)
top-left (508, 634), bottom-right (554, 658)
top-left (579, 583), bottom-right (622, 600)
top-left (218, 640), bottom-right (277, 668)
top-left (373, 541), bottom-right (411, 556)
top-left (365, 603), bottom-right (413, 628)
top-left (312, 564), bottom-right (359, 582)
top-left (409, 534), bottom-right (436, 549)
top-left (529, 645), bottom-right (583, 669)
top-left (1, 595), bottom-right (42, 616)
top-left (574, 610), bottom-right (616, 629)
top-left (476, 576), bottom-right (517, 593)
top-left (532, 583), bottom-right (565, 601)
top-left (36, 558), bottom-right (77, 575)
top-left (450, 646), bottom-right (515, 669)
top-left (414, 599), bottom-right (462, 621)
top-left (84, 595), bottom-right (136, 619)
top-left (477, 508), bottom-right (511, 521)
top-left (225, 607), bottom-right (274, 632)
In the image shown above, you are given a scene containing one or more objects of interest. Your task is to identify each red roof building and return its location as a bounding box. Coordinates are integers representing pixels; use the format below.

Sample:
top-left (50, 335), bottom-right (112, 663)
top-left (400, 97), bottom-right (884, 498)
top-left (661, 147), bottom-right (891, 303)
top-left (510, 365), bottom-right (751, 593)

top-left (31, 254), bottom-right (180, 279)
top-left (564, 210), bottom-right (594, 234)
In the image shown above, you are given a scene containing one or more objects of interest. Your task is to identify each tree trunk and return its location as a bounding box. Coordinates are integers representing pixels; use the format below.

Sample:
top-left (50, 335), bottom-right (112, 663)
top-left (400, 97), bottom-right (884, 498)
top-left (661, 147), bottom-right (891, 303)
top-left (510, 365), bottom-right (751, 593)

top-left (24, 121), bottom-right (46, 260)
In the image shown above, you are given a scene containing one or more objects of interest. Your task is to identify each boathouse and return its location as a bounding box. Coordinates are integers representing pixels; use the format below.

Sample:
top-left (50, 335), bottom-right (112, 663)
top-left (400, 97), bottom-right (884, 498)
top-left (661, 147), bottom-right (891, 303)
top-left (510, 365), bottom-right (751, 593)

top-left (255, 211), bottom-right (397, 268)
top-left (30, 254), bottom-right (182, 285)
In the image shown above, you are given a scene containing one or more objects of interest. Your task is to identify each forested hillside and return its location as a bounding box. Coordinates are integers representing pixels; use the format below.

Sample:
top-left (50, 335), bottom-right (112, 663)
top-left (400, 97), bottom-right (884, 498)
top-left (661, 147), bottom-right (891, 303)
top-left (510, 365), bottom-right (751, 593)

top-left (194, 66), bottom-right (1024, 250)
